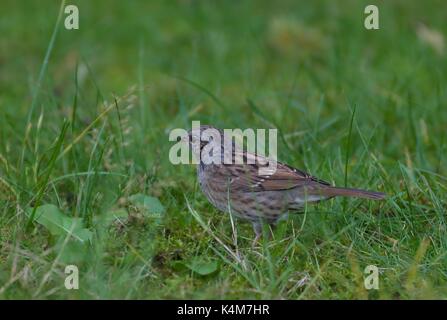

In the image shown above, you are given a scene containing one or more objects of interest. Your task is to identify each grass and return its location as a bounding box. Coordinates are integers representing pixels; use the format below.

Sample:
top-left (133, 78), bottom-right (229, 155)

top-left (0, 0), bottom-right (446, 299)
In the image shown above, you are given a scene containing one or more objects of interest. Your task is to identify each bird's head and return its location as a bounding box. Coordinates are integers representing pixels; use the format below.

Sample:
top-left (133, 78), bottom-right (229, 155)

top-left (180, 125), bottom-right (225, 161)
top-left (182, 125), bottom-right (221, 147)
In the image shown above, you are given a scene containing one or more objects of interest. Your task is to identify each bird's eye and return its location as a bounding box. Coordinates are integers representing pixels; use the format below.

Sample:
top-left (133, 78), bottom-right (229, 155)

top-left (176, 136), bottom-right (181, 142)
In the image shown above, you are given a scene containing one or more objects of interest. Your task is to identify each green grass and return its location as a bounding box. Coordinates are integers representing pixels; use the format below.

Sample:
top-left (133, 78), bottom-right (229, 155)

top-left (0, 0), bottom-right (446, 299)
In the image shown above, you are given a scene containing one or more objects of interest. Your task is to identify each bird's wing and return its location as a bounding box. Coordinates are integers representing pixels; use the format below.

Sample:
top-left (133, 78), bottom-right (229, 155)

top-left (221, 150), bottom-right (330, 192)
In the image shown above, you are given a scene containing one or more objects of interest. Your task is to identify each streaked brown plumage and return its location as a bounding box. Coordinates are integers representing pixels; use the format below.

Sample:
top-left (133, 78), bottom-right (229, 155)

top-left (186, 125), bottom-right (386, 241)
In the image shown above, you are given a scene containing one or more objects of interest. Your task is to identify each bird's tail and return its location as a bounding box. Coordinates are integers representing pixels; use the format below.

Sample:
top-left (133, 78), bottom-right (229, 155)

top-left (322, 187), bottom-right (386, 200)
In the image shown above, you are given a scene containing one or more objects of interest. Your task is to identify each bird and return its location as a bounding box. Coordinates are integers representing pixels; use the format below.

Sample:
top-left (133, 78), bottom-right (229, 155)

top-left (183, 125), bottom-right (386, 242)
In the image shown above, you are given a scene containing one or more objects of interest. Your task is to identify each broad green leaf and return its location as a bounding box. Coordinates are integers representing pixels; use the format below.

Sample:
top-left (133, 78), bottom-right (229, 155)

top-left (184, 258), bottom-right (219, 276)
top-left (26, 204), bottom-right (92, 243)
top-left (129, 194), bottom-right (165, 215)
top-left (97, 208), bottom-right (129, 225)
top-left (55, 239), bottom-right (89, 264)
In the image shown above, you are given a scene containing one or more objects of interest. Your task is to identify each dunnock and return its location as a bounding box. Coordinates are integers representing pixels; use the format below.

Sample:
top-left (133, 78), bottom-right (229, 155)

top-left (184, 125), bottom-right (385, 241)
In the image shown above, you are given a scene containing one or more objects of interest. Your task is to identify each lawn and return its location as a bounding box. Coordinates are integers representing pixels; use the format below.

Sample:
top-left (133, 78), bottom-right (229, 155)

top-left (0, 0), bottom-right (446, 299)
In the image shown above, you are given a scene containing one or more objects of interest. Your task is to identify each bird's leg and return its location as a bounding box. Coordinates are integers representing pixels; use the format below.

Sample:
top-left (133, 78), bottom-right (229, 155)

top-left (252, 221), bottom-right (262, 247)
top-left (252, 221), bottom-right (275, 247)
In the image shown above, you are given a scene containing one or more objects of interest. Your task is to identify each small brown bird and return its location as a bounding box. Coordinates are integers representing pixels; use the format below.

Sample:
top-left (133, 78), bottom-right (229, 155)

top-left (185, 125), bottom-right (385, 241)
